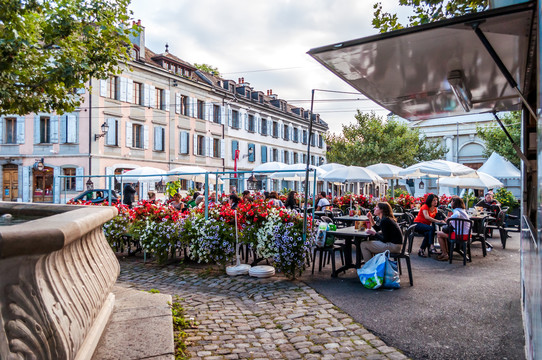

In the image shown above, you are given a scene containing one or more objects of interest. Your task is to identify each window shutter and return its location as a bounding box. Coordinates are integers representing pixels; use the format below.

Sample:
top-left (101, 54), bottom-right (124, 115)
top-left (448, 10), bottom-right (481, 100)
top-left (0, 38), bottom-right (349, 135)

top-left (106, 118), bottom-right (115, 145)
top-left (120, 77), bottom-right (127, 102)
top-left (143, 125), bottom-right (149, 149)
top-left (16, 116), bottom-right (25, 144)
top-left (231, 140), bottom-right (238, 160)
top-left (164, 90), bottom-right (170, 111)
top-left (34, 115), bottom-right (40, 143)
top-left (220, 139), bottom-right (225, 158)
top-left (175, 93), bottom-right (180, 114)
top-left (205, 102), bottom-right (211, 122)
top-left (22, 166), bottom-right (30, 202)
top-left (205, 137), bottom-right (210, 156)
top-left (76, 167), bottom-right (84, 191)
top-left (244, 112), bottom-right (248, 131)
top-left (53, 166), bottom-right (60, 204)
top-left (256, 114), bottom-right (261, 134)
top-left (290, 152), bottom-right (294, 165)
top-left (190, 97), bottom-right (197, 117)
top-left (100, 79), bottom-right (107, 97)
top-left (180, 131), bottom-right (188, 154)
top-left (0, 116), bottom-right (4, 144)
top-left (127, 79), bottom-right (134, 103)
top-left (220, 105), bottom-right (225, 125)
top-left (67, 115), bottom-right (77, 143)
top-left (261, 145), bottom-right (267, 163)
top-left (143, 84), bottom-right (150, 107)
top-left (126, 121), bottom-right (132, 147)
top-left (50, 115), bottom-right (59, 143)
top-left (193, 133), bottom-right (197, 155)
top-left (209, 137), bottom-right (214, 157)
top-left (228, 106), bottom-right (232, 127)
top-left (149, 85), bottom-right (156, 108)
top-left (248, 144), bottom-right (255, 162)
top-left (59, 115), bottom-right (67, 143)
top-left (154, 126), bottom-right (159, 150)
top-left (267, 119), bottom-right (272, 136)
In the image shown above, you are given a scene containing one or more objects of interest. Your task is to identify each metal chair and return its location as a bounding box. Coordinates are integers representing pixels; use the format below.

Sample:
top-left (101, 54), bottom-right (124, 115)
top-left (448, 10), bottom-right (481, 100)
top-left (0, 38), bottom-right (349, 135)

top-left (389, 224), bottom-right (415, 286)
top-left (311, 219), bottom-right (345, 274)
top-left (447, 218), bottom-right (474, 266)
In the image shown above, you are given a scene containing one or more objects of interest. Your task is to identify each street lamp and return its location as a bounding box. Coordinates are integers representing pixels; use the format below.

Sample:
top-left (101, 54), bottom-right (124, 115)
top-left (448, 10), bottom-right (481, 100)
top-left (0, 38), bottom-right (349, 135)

top-left (86, 178), bottom-right (94, 190)
top-left (94, 122), bottom-right (110, 141)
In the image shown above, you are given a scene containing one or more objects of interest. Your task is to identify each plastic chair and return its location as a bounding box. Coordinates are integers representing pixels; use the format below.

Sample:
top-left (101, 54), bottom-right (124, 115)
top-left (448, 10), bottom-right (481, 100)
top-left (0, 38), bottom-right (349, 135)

top-left (311, 218), bottom-right (344, 274)
top-left (447, 218), bottom-right (473, 265)
top-left (390, 224), bottom-right (415, 286)
top-left (486, 210), bottom-right (516, 249)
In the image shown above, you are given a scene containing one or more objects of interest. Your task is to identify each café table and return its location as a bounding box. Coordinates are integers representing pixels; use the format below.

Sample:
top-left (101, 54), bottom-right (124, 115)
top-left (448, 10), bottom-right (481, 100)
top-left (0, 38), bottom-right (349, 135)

top-left (325, 226), bottom-right (370, 277)
top-left (468, 212), bottom-right (494, 256)
top-left (333, 215), bottom-right (368, 226)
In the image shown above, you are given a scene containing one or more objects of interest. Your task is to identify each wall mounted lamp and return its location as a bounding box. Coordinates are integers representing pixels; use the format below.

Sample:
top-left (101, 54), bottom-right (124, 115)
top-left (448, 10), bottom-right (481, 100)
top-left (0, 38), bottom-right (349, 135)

top-left (94, 122), bottom-right (110, 141)
top-left (419, 179), bottom-right (425, 190)
top-left (242, 146), bottom-right (255, 159)
top-left (447, 70), bottom-right (472, 112)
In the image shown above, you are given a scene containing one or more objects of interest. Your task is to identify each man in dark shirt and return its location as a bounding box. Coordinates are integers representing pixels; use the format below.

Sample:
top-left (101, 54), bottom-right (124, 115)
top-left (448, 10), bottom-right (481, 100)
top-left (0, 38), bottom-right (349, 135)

top-left (123, 183), bottom-right (136, 208)
top-left (476, 192), bottom-right (501, 214)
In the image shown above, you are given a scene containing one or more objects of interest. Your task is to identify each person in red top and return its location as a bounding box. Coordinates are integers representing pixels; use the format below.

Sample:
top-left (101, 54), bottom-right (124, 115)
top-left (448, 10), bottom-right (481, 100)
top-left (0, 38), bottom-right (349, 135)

top-left (414, 193), bottom-right (446, 257)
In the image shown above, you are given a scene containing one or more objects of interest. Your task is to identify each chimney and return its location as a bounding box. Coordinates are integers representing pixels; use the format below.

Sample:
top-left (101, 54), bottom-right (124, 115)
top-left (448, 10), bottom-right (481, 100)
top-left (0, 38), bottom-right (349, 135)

top-left (270, 89), bottom-right (273, 95)
top-left (137, 20), bottom-right (145, 60)
top-left (241, 77), bottom-right (244, 83)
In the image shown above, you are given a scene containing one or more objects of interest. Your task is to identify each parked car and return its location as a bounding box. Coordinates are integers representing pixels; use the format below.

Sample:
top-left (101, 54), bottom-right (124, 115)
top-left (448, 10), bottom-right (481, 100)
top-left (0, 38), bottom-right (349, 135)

top-left (70, 189), bottom-right (119, 204)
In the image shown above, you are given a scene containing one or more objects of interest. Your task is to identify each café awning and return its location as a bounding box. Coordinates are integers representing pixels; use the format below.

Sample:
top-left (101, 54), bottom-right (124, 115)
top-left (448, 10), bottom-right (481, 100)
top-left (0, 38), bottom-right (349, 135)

top-left (307, 2), bottom-right (534, 121)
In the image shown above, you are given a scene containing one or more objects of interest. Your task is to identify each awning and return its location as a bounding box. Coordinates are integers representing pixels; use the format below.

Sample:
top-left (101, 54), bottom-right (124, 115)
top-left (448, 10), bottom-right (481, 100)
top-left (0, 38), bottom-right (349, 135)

top-left (307, 2), bottom-right (534, 121)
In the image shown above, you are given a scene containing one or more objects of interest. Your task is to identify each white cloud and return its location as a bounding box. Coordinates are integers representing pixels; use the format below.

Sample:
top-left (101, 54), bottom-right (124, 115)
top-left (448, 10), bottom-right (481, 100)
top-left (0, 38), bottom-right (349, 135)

top-left (130, 0), bottom-right (397, 134)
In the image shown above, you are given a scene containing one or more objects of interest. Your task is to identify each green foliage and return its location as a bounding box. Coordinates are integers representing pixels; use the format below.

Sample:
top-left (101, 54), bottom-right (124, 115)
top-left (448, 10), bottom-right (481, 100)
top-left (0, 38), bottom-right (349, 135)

top-left (0, 0), bottom-right (137, 115)
top-left (166, 180), bottom-right (182, 198)
top-left (494, 187), bottom-right (519, 213)
top-left (194, 63), bottom-right (220, 76)
top-left (325, 111), bottom-right (446, 167)
top-left (387, 187), bottom-right (409, 198)
top-left (372, 0), bottom-right (488, 33)
top-left (462, 190), bottom-right (478, 208)
top-left (170, 296), bottom-right (192, 360)
top-left (147, 289), bottom-right (160, 294)
top-left (281, 187), bottom-right (292, 195)
top-left (476, 112), bottom-right (521, 168)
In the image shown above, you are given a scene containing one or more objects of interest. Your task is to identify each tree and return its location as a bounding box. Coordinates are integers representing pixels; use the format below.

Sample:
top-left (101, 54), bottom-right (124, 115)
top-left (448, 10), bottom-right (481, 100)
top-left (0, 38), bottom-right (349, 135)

top-left (476, 111), bottom-right (521, 168)
top-left (325, 111), bottom-right (446, 167)
top-left (194, 63), bottom-right (220, 76)
top-left (0, 0), bottom-right (136, 115)
top-left (372, 0), bottom-right (488, 33)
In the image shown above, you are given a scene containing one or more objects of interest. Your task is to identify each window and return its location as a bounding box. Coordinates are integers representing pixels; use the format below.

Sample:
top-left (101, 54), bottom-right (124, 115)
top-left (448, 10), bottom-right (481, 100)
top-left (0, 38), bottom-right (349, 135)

top-left (133, 82), bottom-right (143, 105)
top-left (40, 116), bottom-right (50, 143)
top-left (272, 148), bottom-right (278, 162)
top-left (294, 152), bottom-right (298, 164)
top-left (197, 135), bottom-right (205, 156)
top-left (318, 134), bottom-right (324, 148)
top-left (261, 118), bottom-right (267, 135)
top-left (133, 123), bottom-right (143, 148)
top-left (154, 126), bottom-right (165, 151)
top-left (283, 150), bottom-right (289, 164)
top-left (108, 76), bottom-right (119, 100)
top-left (302, 130), bottom-right (308, 145)
top-left (180, 95), bottom-right (188, 116)
top-left (293, 128), bottom-right (299, 143)
top-left (311, 155), bottom-right (315, 165)
top-left (284, 124), bottom-right (289, 141)
top-left (310, 132), bottom-right (315, 147)
top-left (248, 115), bottom-right (255, 132)
top-left (272, 121), bottom-right (278, 138)
top-left (63, 168), bottom-right (76, 191)
top-left (197, 100), bottom-right (204, 120)
top-left (156, 88), bottom-right (163, 109)
top-left (232, 110), bottom-right (240, 128)
top-left (213, 138), bottom-right (220, 157)
top-left (213, 105), bottom-right (221, 124)
top-left (5, 117), bottom-right (16, 144)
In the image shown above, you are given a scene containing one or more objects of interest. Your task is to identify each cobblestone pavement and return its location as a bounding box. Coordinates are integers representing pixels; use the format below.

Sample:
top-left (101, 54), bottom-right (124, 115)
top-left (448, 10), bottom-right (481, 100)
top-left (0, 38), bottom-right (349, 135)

top-left (118, 260), bottom-right (408, 360)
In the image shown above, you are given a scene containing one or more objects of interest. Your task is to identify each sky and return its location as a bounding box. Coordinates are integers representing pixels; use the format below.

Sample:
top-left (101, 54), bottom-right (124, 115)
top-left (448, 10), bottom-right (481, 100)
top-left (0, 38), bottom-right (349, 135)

top-left (128, 0), bottom-right (412, 134)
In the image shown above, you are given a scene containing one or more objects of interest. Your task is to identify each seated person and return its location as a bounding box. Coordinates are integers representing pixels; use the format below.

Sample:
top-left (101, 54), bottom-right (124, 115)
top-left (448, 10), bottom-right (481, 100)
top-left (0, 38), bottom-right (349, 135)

top-left (268, 191), bottom-right (284, 207)
top-left (316, 191), bottom-right (330, 211)
top-left (186, 192), bottom-right (200, 208)
top-left (147, 191), bottom-right (158, 204)
top-left (95, 191), bottom-right (103, 199)
top-left (414, 193), bottom-right (446, 257)
top-left (436, 197), bottom-right (470, 261)
top-left (229, 193), bottom-right (240, 209)
top-left (476, 192), bottom-right (501, 214)
top-left (362, 202), bottom-right (403, 261)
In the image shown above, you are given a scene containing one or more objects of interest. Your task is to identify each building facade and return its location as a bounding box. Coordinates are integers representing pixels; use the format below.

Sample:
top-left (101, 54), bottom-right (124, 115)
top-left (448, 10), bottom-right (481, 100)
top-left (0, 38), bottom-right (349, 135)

top-left (0, 23), bottom-right (328, 203)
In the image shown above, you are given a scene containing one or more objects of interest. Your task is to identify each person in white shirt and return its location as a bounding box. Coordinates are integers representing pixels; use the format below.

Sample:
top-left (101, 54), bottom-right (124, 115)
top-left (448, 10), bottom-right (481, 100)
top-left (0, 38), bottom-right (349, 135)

top-left (436, 197), bottom-right (470, 261)
top-left (316, 191), bottom-right (331, 211)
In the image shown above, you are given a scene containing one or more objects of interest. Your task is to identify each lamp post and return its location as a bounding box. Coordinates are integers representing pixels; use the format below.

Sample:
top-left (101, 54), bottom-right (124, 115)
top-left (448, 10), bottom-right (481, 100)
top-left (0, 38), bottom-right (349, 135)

top-left (94, 121), bottom-right (110, 141)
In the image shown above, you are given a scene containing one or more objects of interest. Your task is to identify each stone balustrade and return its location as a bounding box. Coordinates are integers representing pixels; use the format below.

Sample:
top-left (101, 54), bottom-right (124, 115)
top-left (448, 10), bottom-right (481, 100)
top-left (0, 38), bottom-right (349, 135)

top-left (0, 203), bottom-right (118, 360)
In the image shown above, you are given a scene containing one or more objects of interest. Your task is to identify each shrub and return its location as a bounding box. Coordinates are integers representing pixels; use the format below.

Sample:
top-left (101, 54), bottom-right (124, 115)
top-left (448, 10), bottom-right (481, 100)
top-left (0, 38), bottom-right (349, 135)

top-left (494, 188), bottom-right (519, 213)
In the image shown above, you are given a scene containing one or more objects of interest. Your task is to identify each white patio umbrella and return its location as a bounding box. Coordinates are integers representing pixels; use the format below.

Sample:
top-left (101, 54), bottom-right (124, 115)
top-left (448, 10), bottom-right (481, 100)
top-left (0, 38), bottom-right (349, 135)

top-left (167, 166), bottom-right (223, 185)
top-left (438, 171), bottom-right (504, 190)
top-left (252, 161), bottom-right (289, 173)
top-left (321, 166), bottom-right (384, 183)
top-left (318, 163), bottom-right (346, 173)
top-left (121, 167), bottom-right (166, 182)
top-left (269, 164), bottom-right (327, 181)
top-left (399, 160), bottom-right (475, 177)
top-left (367, 163), bottom-right (404, 199)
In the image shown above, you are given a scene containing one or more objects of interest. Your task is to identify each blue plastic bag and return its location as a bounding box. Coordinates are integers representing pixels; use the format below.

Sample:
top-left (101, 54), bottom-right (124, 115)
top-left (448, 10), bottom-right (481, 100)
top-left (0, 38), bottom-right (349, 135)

top-left (357, 251), bottom-right (387, 289)
top-left (383, 255), bottom-right (400, 289)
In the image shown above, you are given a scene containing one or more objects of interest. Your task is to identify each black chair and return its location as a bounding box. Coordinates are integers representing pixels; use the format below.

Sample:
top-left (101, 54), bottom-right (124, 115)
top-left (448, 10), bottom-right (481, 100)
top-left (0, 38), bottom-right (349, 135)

top-left (447, 218), bottom-right (474, 266)
top-left (389, 224), bottom-right (415, 286)
top-left (470, 216), bottom-right (489, 256)
top-left (311, 217), bottom-right (344, 274)
top-left (486, 210), bottom-right (518, 249)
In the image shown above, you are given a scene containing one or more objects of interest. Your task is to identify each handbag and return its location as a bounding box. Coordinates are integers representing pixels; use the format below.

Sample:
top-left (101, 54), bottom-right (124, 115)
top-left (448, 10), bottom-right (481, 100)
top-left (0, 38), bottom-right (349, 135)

top-left (441, 225), bottom-right (453, 234)
top-left (357, 251), bottom-right (387, 289)
top-left (383, 253), bottom-right (400, 289)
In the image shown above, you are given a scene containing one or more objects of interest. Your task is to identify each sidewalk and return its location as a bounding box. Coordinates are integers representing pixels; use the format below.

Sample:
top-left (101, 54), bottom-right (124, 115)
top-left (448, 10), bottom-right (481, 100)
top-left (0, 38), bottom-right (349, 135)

top-left (116, 261), bottom-right (408, 360)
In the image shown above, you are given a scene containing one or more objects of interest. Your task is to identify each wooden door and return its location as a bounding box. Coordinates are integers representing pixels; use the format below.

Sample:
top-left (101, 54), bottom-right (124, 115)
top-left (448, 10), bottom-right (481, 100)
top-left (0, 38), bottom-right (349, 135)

top-left (2, 165), bottom-right (18, 201)
top-left (33, 167), bottom-right (54, 203)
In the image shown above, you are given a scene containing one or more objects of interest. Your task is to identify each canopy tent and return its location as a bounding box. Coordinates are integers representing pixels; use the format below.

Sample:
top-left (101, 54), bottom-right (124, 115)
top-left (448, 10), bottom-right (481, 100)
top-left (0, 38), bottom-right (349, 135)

top-left (121, 167), bottom-right (166, 183)
top-left (438, 171), bottom-right (504, 190)
top-left (167, 166), bottom-right (224, 185)
top-left (478, 152), bottom-right (521, 179)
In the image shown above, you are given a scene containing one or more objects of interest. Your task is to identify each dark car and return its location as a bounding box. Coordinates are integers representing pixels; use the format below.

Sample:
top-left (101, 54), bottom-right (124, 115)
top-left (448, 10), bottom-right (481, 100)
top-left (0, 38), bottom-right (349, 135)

top-left (70, 189), bottom-right (119, 204)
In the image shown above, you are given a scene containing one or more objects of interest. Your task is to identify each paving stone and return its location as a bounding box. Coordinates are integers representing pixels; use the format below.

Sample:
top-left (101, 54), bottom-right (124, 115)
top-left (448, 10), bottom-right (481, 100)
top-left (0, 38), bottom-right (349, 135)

top-left (116, 260), bottom-right (408, 360)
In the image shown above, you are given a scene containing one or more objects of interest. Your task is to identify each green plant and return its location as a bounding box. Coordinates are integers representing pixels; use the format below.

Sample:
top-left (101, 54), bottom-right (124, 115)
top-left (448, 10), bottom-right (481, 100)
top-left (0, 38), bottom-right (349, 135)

top-left (170, 297), bottom-right (191, 360)
top-left (281, 187), bottom-right (292, 195)
top-left (462, 190), bottom-right (478, 208)
top-left (147, 289), bottom-right (160, 294)
top-left (387, 188), bottom-right (409, 198)
top-left (166, 180), bottom-right (182, 198)
top-left (494, 188), bottom-right (519, 213)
